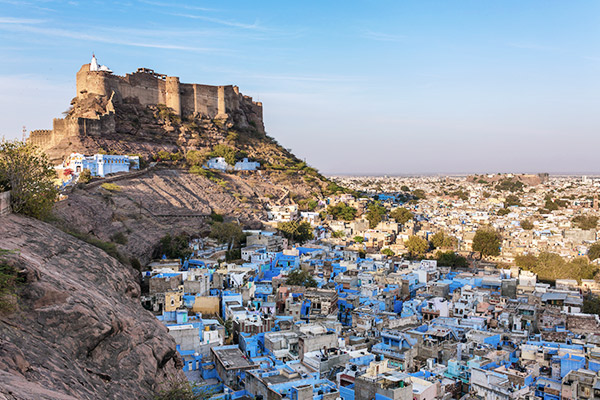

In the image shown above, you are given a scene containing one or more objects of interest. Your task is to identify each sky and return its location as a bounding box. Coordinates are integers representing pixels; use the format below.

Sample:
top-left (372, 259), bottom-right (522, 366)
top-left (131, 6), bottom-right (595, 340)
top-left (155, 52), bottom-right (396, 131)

top-left (1, 1), bottom-right (599, 175)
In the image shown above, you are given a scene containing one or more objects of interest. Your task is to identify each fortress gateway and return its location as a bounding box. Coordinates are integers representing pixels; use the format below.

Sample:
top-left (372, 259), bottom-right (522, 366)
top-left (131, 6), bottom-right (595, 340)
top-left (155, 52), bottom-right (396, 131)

top-left (29, 56), bottom-right (264, 151)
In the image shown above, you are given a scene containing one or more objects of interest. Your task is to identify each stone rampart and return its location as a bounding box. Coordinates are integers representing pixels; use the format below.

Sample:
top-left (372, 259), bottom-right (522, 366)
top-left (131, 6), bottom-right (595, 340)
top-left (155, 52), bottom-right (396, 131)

top-left (75, 64), bottom-right (262, 121)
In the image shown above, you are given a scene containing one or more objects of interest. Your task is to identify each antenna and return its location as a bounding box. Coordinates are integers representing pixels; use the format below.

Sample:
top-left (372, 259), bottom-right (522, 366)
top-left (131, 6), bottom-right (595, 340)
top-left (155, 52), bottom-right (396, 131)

top-left (22, 126), bottom-right (27, 141)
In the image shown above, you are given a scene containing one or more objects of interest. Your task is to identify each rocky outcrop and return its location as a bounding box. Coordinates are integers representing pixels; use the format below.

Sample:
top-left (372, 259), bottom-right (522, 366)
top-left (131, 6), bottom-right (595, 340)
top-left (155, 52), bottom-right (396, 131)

top-left (51, 168), bottom-right (326, 264)
top-left (0, 214), bottom-right (184, 399)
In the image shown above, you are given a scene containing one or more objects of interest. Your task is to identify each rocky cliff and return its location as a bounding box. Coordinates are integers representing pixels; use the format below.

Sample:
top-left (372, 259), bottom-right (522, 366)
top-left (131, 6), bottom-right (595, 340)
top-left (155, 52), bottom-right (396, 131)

top-left (0, 214), bottom-right (184, 399)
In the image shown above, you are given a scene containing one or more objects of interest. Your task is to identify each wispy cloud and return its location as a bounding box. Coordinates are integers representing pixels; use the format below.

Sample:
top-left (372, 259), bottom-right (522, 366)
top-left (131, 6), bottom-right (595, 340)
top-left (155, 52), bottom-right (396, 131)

top-left (250, 73), bottom-right (361, 83)
top-left (362, 29), bottom-right (405, 42)
top-left (0, 23), bottom-right (226, 53)
top-left (137, 0), bottom-right (217, 12)
top-left (168, 12), bottom-right (263, 31)
top-left (507, 42), bottom-right (558, 51)
top-left (0, 17), bottom-right (46, 24)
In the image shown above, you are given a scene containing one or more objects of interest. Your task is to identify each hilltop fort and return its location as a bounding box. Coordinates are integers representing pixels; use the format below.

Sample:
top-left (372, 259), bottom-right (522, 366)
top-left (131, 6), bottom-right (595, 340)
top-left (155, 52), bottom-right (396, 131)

top-left (29, 55), bottom-right (265, 161)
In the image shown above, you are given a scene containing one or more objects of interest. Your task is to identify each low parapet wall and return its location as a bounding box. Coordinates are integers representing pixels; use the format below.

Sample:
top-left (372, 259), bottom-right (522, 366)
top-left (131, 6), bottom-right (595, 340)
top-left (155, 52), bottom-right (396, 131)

top-left (0, 191), bottom-right (11, 216)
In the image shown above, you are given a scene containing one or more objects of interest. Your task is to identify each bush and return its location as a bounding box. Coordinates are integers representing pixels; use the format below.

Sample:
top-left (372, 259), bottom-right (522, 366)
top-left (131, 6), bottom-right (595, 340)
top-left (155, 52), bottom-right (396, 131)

top-left (154, 233), bottom-right (193, 260)
top-left (0, 251), bottom-right (22, 313)
top-left (101, 183), bottom-right (122, 192)
top-left (573, 215), bottom-right (598, 230)
top-left (286, 268), bottom-right (317, 287)
top-left (405, 235), bottom-right (429, 258)
top-left (110, 231), bottom-right (128, 245)
top-left (209, 222), bottom-right (246, 246)
top-left (472, 227), bottom-right (502, 258)
top-left (79, 168), bottom-right (92, 183)
top-left (0, 140), bottom-right (58, 219)
top-left (382, 248), bottom-right (395, 257)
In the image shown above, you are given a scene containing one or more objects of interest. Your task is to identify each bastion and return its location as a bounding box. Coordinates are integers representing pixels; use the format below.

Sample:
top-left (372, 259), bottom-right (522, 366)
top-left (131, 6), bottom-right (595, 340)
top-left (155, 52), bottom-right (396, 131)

top-left (29, 56), bottom-right (264, 155)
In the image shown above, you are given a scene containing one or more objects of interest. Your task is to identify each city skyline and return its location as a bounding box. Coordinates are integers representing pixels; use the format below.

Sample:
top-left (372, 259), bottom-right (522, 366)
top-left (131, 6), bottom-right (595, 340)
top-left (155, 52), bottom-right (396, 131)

top-left (1, 0), bottom-right (599, 174)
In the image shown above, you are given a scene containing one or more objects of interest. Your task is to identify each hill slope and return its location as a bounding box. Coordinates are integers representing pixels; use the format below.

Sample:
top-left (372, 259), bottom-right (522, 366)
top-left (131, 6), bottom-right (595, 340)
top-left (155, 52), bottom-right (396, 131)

top-left (0, 214), bottom-right (183, 399)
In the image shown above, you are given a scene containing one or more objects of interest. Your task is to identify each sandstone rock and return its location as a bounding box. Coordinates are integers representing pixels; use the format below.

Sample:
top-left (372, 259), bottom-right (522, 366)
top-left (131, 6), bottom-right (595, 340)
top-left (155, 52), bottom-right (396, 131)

top-left (0, 214), bottom-right (185, 399)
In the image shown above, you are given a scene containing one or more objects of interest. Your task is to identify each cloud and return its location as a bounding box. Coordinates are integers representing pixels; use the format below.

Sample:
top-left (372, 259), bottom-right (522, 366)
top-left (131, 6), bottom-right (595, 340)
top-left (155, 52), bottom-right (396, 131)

top-left (167, 12), bottom-right (263, 31)
top-left (0, 23), bottom-right (226, 53)
top-left (507, 42), bottom-right (558, 51)
top-left (362, 30), bottom-right (405, 42)
top-left (0, 17), bottom-right (45, 24)
top-left (137, 0), bottom-right (217, 12)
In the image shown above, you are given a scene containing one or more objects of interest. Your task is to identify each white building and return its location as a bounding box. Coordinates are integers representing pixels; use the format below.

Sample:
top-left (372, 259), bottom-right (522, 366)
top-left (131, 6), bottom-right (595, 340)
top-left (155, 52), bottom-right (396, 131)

top-left (204, 157), bottom-right (232, 171)
top-left (64, 153), bottom-right (139, 177)
top-left (234, 158), bottom-right (260, 171)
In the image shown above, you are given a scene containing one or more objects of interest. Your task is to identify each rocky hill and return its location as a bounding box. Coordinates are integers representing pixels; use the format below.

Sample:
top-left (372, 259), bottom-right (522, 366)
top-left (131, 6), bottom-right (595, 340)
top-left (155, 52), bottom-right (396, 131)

top-left (6, 66), bottom-right (347, 399)
top-left (0, 214), bottom-right (183, 399)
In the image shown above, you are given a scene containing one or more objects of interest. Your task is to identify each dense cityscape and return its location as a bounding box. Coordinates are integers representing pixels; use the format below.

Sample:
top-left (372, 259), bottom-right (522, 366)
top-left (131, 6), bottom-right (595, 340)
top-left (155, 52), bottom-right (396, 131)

top-left (144, 172), bottom-right (600, 400)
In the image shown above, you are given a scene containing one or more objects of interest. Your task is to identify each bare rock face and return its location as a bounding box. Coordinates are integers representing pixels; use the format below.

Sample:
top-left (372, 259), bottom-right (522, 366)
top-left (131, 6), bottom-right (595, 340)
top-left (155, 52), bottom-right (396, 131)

top-left (0, 214), bottom-right (184, 400)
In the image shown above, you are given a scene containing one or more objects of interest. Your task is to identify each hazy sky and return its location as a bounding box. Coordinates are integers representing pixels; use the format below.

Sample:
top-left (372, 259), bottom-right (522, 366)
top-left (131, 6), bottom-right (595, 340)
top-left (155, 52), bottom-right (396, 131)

top-left (1, 1), bottom-right (599, 174)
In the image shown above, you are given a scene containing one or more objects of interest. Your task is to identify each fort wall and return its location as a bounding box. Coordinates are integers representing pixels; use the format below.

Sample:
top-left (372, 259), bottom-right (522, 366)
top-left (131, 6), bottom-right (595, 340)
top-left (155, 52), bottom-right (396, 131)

top-left (75, 64), bottom-right (262, 121)
top-left (31, 62), bottom-right (265, 156)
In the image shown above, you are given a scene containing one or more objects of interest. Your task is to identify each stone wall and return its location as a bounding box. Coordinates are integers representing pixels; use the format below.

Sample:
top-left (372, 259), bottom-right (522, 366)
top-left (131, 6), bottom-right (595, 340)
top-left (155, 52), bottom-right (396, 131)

top-left (0, 191), bottom-right (10, 216)
top-left (191, 296), bottom-right (220, 315)
top-left (75, 64), bottom-right (263, 121)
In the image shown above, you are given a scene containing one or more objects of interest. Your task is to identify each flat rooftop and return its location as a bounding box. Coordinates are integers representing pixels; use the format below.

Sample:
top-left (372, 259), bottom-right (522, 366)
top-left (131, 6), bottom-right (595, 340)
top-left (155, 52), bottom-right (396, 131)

top-left (213, 347), bottom-right (255, 370)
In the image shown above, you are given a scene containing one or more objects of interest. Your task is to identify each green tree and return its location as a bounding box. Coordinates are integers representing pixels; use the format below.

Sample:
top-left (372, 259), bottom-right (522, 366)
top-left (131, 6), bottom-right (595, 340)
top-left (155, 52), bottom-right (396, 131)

top-left (327, 202), bottom-right (357, 221)
top-left (366, 201), bottom-right (386, 229)
top-left (435, 251), bottom-right (468, 268)
top-left (520, 220), bottom-right (534, 230)
top-left (497, 208), bottom-right (511, 216)
top-left (431, 232), bottom-right (457, 249)
top-left (390, 207), bottom-right (413, 225)
top-left (472, 227), bottom-right (502, 258)
top-left (573, 215), bottom-right (598, 230)
top-left (400, 185), bottom-right (410, 192)
top-left (353, 236), bottom-right (364, 243)
top-left (209, 222), bottom-right (246, 247)
top-left (155, 233), bottom-right (192, 259)
top-left (504, 194), bottom-right (521, 207)
top-left (79, 168), bottom-right (92, 183)
top-left (0, 140), bottom-right (58, 219)
top-left (211, 144), bottom-right (237, 165)
top-left (405, 235), bottom-right (429, 258)
top-left (186, 149), bottom-right (210, 167)
top-left (277, 221), bottom-right (313, 243)
top-left (286, 268), bottom-right (317, 287)
top-left (515, 254), bottom-right (537, 270)
top-left (381, 248), bottom-right (395, 257)
top-left (588, 242), bottom-right (600, 261)
top-left (412, 189), bottom-right (426, 200)
top-left (332, 230), bottom-right (344, 238)
top-left (583, 295), bottom-right (600, 316)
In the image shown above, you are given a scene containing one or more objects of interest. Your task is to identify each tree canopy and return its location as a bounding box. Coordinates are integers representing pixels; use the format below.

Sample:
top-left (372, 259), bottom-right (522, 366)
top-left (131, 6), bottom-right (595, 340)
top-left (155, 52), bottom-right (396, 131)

top-left (405, 235), bottom-right (429, 258)
top-left (209, 222), bottom-right (246, 247)
top-left (573, 215), bottom-right (598, 230)
top-left (588, 242), bottom-right (600, 261)
top-left (520, 220), bottom-right (534, 230)
top-left (435, 251), bottom-right (468, 268)
top-left (277, 221), bottom-right (313, 243)
top-left (472, 227), bottom-right (502, 258)
top-left (0, 140), bottom-right (58, 219)
top-left (327, 202), bottom-right (357, 221)
top-left (430, 231), bottom-right (457, 249)
top-left (517, 252), bottom-right (597, 283)
top-left (390, 207), bottom-right (413, 225)
top-left (286, 268), bottom-right (317, 287)
top-left (366, 201), bottom-right (386, 229)
top-left (155, 233), bottom-right (192, 259)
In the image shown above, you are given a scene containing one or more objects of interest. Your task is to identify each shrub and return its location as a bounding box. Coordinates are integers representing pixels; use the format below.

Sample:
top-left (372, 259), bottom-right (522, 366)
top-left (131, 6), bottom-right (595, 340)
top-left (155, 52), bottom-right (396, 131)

top-left (79, 168), bottom-right (92, 183)
top-left (111, 232), bottom-right (128, 245)
top-left (0, 140), bottom-right (58, 219)
top-left (101, 183), bottom-right (122, 192)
